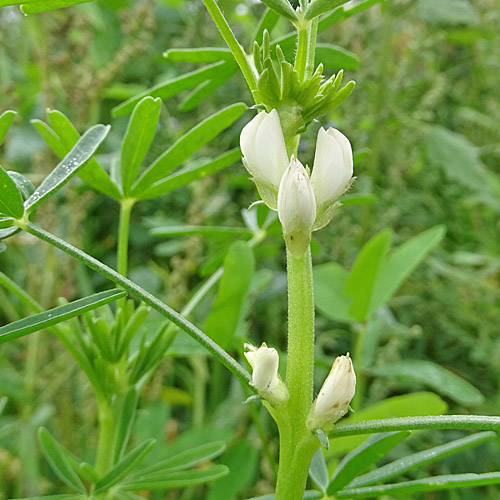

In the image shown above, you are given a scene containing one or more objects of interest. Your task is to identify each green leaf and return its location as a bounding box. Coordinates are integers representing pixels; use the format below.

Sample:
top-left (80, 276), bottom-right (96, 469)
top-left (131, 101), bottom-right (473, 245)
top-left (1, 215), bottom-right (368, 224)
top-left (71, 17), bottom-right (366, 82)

top-left (132, 103), bottom-right (246, 195)
top-left (24, 124), bottom-right (110, 214)
top-left (337, 472), bottom-right (500, 498)
top-left (122, 465), bottom-right (229, 490)
top-left (0, 289), bottom-right (126, 344)
top-left (367, 359), bottom-right (484, 406)
top-left (206, 441), bottom-right (259, 500)
top-left (94, 439), bottom-right (155, 493)
top-left (179, 63), bottom-right (238, 111)
top-left (112, 62), bottom-right (229, 117)
top-left (113, 387), bottom-right (140, 462)
top-left (137, 148), bottom-right (241, 200)
top-left (8, 496), bottom-right (84, 500)
top-left (31, 119), bottom-right (66, 157)
top-left (38, 428), bottom-right (86, 493)
top-left (317, 0), bottom-right (382, 31)
top-left (313, 262), bottom-right (352, 323)
top-left (0, 165), bottom-right (24, 219)
top-left (345, 230), bottom-right (392, 322)
top-left (426, 126), bottom-right (500, 209)
top-left (133, 441), bottom-right (226, 477)
top-left (0, 110), bottom-right (16, 145)
top-left (315, 44), bottom-right (360, 70)
top-left (328, 432), bottom-right (410, 494)
top-left (121, 97), bottom-right (162, 195)
top-left (305, 0), bottom-right (348, 20)
top-left (259, 0), bottom-right (298, 21)
top-left (9, 171), bottom-right (35, 200)
top-left (151, 225), bottom-right (252, 238)
top-left (8, 0), bottom-right (92, 13)
top-left (417, 0), bottom-right (479, 26)
top-left (329, 392), bottom-right (447, 454)
top-left (205, 241), bottom-right (255, 349)
top-left (309, 449), bottom-right (329, 492)
top-left (350, 431), bottom-right (496, 487)
top-left (163, 47), bottom-right (233, 63)
top-left (45, 110), bottom-right (121, 200)
top-left (369, 226), bottom-right (445, 315)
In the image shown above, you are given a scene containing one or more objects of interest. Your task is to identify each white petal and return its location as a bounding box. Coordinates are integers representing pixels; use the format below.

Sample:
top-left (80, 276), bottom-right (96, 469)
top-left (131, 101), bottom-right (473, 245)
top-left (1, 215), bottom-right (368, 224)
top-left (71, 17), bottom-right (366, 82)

top-left (277, 157), bottom-right (316, 235)
top-left (311, 127), bottom-right (353, 211)
top-left (253, 345), bottom-right (279, 392)
top-left (254, 109), bottom-right (290, 187)
top-left (240, 111), bottom-right (267, 179)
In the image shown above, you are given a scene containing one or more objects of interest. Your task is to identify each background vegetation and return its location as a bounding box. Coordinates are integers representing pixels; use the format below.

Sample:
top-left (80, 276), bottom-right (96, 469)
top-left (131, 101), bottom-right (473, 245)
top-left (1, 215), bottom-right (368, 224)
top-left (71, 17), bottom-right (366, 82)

top-left (1, 0), bottom-right (499, 498)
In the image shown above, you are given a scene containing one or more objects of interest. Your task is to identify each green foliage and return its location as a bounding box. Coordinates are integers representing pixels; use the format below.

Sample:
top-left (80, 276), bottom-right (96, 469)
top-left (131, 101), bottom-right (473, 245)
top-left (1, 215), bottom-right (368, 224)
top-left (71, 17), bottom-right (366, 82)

top-left (0, 289), bottom-right (125, 344)
top-left (205, 241), bottom-right (255, 349)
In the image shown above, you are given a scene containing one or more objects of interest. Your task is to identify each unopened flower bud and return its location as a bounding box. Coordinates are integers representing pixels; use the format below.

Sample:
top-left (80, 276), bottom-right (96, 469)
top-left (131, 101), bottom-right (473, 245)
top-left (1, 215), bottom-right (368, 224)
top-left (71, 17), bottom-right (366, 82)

top-left (307, 354), bottom-right (356, 431)
top-left (277, 156), bottom-right (316, 258)
top-left (244, 342), bottom-right (289, 406)
top-left (310, 127), bottom-right (354, 230)
top-left (240, 109), bottom-right (289, 209)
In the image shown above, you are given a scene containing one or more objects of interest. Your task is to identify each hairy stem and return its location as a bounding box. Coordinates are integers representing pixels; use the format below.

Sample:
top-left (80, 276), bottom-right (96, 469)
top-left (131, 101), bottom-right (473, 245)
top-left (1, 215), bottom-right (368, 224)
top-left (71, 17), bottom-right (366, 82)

top-left (275, 247), bottom-right (317, 499)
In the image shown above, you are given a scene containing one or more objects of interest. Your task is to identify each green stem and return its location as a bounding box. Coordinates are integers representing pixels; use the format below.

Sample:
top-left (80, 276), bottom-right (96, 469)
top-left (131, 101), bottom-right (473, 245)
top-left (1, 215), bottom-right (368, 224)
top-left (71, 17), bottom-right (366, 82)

top-left (274, 247), bottom-right (316, 500)
top-left (95, 402), bottom-right (116, 475)
top-left (201, 0), bottom-right (257, 92)
top-left (117, 199), bottom-right (135, 277)
top-left (295, 26), bottom-right (309, 82)
top-left (330, 415), bottom-right (500, 438)
top-left (305, 18), bottom-right (318, 79)
top-left (20, 221), bottom-right (253, 388)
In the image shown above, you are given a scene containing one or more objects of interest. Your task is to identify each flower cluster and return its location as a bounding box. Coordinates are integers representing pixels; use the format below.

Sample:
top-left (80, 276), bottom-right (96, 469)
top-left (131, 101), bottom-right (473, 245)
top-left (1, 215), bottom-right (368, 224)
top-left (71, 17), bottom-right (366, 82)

top-left (240, 109), bottom-right (354, 258)
top-left (244, 344), bottom-right (356, 430)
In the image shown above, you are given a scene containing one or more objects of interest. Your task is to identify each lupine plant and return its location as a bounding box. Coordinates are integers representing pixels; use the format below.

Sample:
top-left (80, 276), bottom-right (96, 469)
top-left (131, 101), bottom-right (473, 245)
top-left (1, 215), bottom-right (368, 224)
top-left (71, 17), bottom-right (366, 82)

top-left (1, 0), bottom-right (500, 499)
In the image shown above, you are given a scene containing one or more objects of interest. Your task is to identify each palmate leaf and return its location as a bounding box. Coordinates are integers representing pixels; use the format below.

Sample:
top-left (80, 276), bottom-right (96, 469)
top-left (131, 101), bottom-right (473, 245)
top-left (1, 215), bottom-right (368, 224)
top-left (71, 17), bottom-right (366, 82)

top-left (304, 0), bottom-right (349, 21)
top-left (327, 432), bottom-right (411, 494)
top-left (25, 124), bottom-right (110, 214)
top-left (131, 103), bottom-right (246, 196)
top-left (0, 289), bottom-right (126, 344)
top-left (164, 47), bottom-right (233, 63)
top-left (43, 110), bottom-right (121, 199)
top-left (337, 472), bottom-right (500, 498)
top-left (349, 431), bottom-right (496, 488)
top-left (136, 149), bottom-right (242, 200)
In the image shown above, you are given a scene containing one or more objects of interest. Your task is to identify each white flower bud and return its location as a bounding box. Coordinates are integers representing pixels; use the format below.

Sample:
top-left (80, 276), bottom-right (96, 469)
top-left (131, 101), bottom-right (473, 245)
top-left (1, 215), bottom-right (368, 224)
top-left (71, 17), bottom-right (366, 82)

top-left (310, 127), bottom-right (354, 230)
top-left (240, 109), bottom-right (290, 209)
top-left (277, 156), bottom-right (317, 258)
top-left (307, 354), bottom-right (356, 431)
top-left (244, 342), bottom-right (289, 406)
